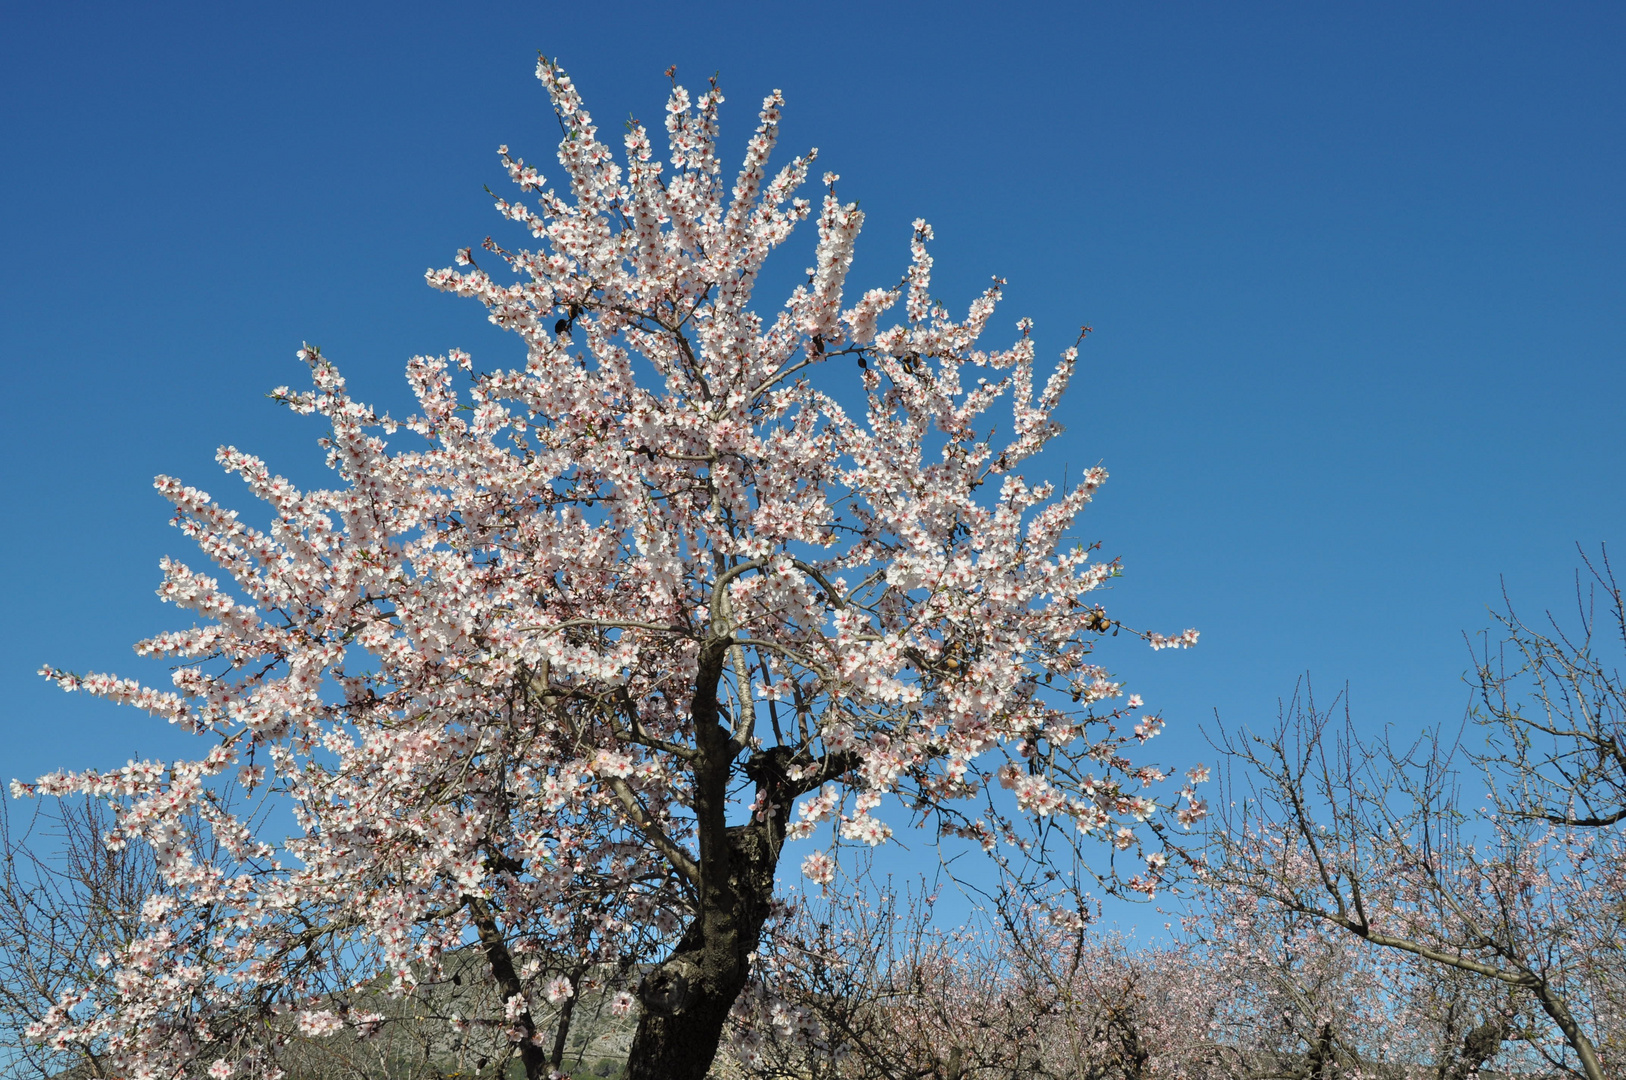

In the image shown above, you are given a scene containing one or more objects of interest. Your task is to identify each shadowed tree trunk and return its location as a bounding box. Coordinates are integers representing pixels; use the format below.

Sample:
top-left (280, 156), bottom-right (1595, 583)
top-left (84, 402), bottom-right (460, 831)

top-left (624, 822), bottom-right (780, 1080)
top-left (1440, 1014), bottom-right (1509, 1080)
top-left (622, 653), bottom-right (841, 1080)
top-left (1303, 1022), bottom-right (1337, 1080)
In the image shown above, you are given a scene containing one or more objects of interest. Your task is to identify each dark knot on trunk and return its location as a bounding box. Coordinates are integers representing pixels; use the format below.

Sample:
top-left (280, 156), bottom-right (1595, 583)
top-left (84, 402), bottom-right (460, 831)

top-left (639, 955), bottom-right (703, 1016)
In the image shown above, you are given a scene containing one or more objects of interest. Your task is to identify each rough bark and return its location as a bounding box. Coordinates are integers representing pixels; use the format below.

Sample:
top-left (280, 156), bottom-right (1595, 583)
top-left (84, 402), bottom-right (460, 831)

top-left (1302, 1022), bottom-right (1337, 1080)
top-left (622, 638), bottom-right (824, 1080)
top-left (624, 819), bottom-right (781, 1080)
top-left (1440, 1014), bottom-right (1509, 1080)
top-left (620, 617), bottom-right (852, 1080)
top-left (1114, 1010), bottom-right (1149, 1080)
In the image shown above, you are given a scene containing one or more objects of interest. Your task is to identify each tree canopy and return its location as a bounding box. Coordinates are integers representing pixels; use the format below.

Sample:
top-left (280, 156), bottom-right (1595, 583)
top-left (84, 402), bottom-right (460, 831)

top-left (18, 59), bottom-right (1200, 1080)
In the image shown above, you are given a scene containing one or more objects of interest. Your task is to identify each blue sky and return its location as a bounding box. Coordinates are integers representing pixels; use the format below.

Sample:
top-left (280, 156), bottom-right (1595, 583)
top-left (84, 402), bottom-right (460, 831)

top-left (2, 2), bottom-right (1622, 889)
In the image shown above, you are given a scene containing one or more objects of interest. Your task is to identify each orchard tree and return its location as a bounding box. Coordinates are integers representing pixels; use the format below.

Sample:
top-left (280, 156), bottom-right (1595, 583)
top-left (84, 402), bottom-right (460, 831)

top-left (1207, 682), bottom-right (1622, 1080)
top-left (17, 59), bottom-right (1201, 1080)
top-left (732, 863), bottom-right (1554, 1080)
top-left (1193, 867), bottom-right (1537, 1079)
top-left (1469, 551), bottom-right (1626, 1068)
top-left (0, 798), bottom-right (168, 1079)
top-left (728, 872), bottom-right (1229, 1080)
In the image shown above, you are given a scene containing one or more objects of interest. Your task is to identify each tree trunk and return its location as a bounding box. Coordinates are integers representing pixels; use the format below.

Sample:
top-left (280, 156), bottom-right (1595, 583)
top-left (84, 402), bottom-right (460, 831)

top-left (624, 821), bottom-right (780, 1080)
top-left (1113, 1011), bottom-right (1149, 1080)
top-left (468, 896), bottom-right (551, 1080)
top-left (549, 965), bottom-right (588, 1072)
top-left (622, 639), bottom-right (837, 1080)
top-left (1303, 1022), bottom-right (1337, 1080)
top-left (1441, 1014), bottom-right (1509, 1080)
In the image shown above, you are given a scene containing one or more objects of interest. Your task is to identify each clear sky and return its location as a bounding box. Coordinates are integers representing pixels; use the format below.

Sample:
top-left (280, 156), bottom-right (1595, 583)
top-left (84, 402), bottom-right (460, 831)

top-left (3, 2), bottom-right (1622, 876)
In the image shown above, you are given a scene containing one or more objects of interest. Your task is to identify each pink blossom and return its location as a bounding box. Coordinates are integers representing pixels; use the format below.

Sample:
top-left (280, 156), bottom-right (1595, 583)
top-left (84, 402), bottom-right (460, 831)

top-left (297, 1010), bottom-right (343, 1037)
top-left (801, 851), bottom-right (836, 884)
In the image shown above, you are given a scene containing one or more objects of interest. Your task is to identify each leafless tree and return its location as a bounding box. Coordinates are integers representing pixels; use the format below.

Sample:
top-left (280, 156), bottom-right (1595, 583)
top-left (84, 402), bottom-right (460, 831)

top-left (724, 870), bottom-right (1231, 1080)
top-left (1205, 675), bottom-right (1619, 1080)
top-left (1472, 548), bottom-right (1626, 831)
top-left (0, 796), bottom-right (161, 1078)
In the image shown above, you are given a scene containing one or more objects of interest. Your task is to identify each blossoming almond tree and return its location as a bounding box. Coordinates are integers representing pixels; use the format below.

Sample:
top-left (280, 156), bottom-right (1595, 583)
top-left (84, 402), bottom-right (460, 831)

top-left (731, 878), bottom-right (1231, 1080)
top-left (1194, 871), bottom-right (1541, 1079)
top-left (733, 863), bottom-right (1549, 1080)
top-left (18, 59), bottom-right (1201, 1080)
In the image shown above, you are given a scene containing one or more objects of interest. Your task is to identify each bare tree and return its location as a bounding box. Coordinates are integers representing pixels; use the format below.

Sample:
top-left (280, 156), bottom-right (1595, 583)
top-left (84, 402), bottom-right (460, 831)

top-left (1474, 548), bottom-right (1626, 832)
top-left (1190, 862), bottom-right (1548, 1080)
top-left (724, 871), bottom-right (1229, 1080)
top-left (1467, 547), bottom-right (1626, 1070)
top-left (1206, 679), bottom-right (1619, 1080)
top-left (0, 796), bottom-right (160, 1078)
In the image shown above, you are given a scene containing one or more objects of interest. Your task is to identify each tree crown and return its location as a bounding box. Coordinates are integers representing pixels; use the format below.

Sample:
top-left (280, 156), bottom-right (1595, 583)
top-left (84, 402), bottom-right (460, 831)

top-left (20, 59), bottom-right (1200, 1079)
